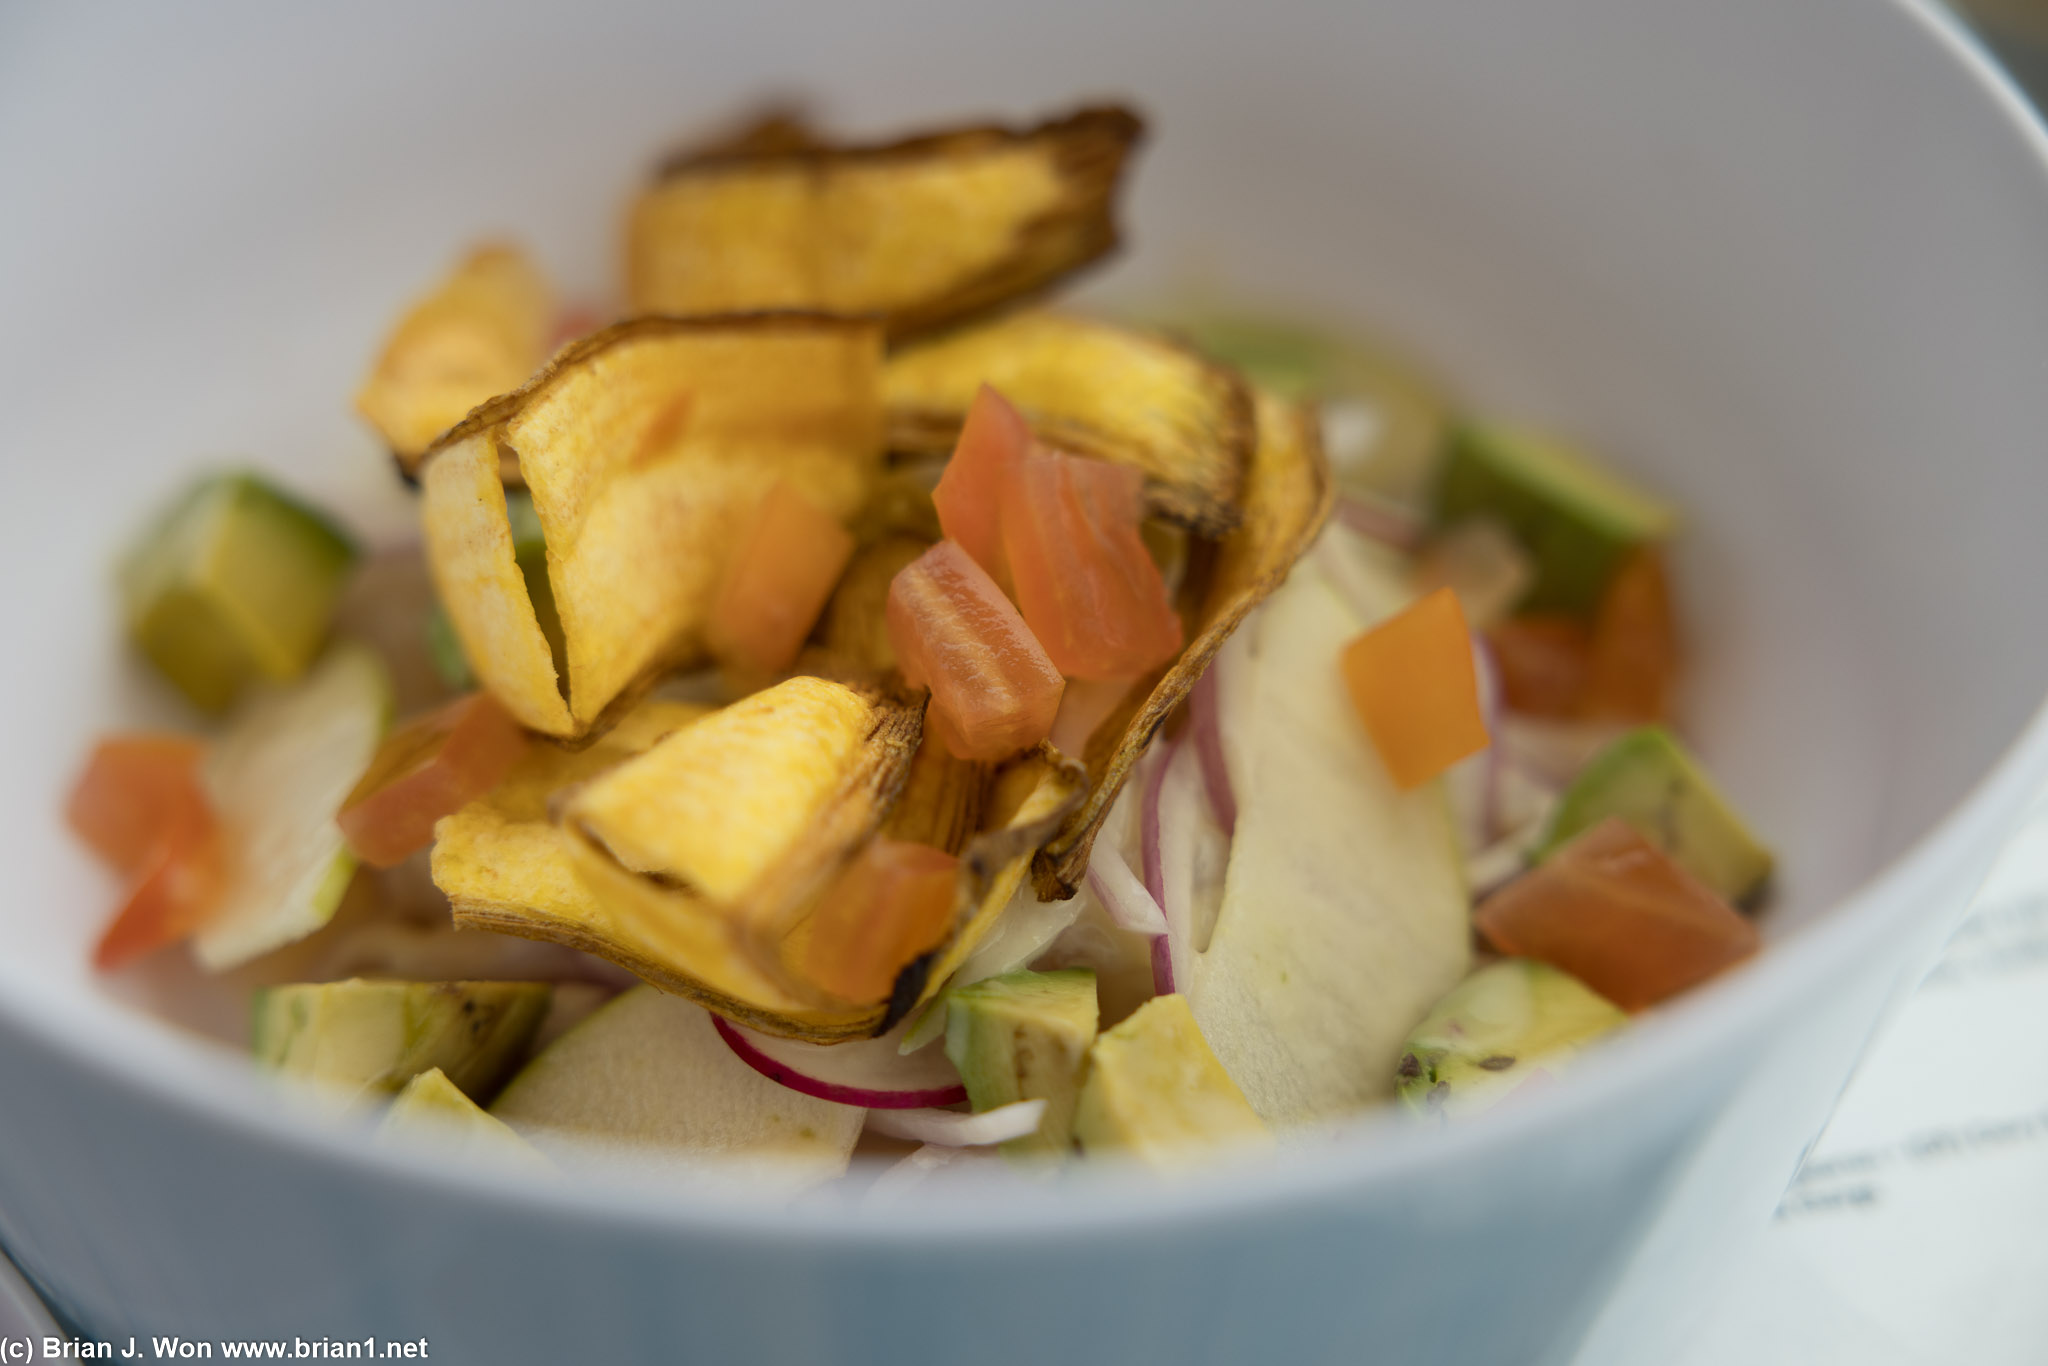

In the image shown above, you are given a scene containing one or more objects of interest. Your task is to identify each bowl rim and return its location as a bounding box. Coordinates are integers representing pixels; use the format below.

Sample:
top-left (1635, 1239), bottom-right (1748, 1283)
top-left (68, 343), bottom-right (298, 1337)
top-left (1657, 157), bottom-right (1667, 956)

top-left (1, 0), bottom-right (2045, 1249)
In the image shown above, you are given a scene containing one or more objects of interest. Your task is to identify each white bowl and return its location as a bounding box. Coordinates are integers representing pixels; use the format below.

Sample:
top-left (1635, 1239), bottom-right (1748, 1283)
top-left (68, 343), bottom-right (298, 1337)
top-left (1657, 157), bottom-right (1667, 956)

top-left (5, 1), bottom-right (2048, 1361)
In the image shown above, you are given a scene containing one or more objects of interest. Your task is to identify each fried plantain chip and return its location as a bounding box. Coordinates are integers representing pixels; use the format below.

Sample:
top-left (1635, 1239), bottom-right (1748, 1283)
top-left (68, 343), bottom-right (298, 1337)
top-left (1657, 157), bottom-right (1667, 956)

top-left (437, 687), bottom-right (1081, 1041)
top-left (627, 107), bottom-right (1142, 341)
top-left (880, 735), bottom-right (990, 858)
top-left (818, 533), bottom-right (928, 676)
top-left (567, 676), bottom-right (919, 916)
top-left (883, 312), bottom-right (1254, 535)
top-left (357, 245), bottom-right (554, 478)
top-left (419, 315), bottom-right (885, 739)
top-left (1033, 390), bottom-right (1334, 898)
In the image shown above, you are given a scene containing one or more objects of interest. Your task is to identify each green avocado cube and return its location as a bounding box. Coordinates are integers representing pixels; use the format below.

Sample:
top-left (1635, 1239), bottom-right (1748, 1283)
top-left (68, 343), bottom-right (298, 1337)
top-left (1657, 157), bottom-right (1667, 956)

top-left (377, 1067), bottom-right (550, 1169)
top-left (944, 968), bottom-right (1099, 1159)
top-left (252, 979), bottom-right (552, 1105)
top-left (1540, 726), bottom-right (1773, 907)
top-left (1431, 424), bottom-right (1675, 615)
top-left (1072, 994), bottom-right (1269, 1170)
top-left (120, 472), bottom-right (358, 711)
top-left (1397, 959), bottom-right (1625, 1117)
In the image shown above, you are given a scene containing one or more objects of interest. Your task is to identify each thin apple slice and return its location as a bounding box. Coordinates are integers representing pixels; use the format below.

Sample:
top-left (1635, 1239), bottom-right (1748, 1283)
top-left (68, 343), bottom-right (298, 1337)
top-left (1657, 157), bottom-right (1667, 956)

top-left (419, 314), bottom-right (885, 740)
top-left (491, 986), bottom-right (864, 1192)
top-left (1181, 529), bottom-right (1472, 1127)
top-left (193, 644), bottom-right (392, 971)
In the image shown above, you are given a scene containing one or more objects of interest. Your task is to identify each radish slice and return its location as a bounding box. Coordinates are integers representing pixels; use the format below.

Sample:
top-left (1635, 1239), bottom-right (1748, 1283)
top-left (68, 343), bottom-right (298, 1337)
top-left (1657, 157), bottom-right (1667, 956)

top-left (712, 1016), bottom-right (966, 1110)
top-left (1189, 665), bottom-right (1236, 837)
top-left (864, 1100), bottom-right (1047, 1147)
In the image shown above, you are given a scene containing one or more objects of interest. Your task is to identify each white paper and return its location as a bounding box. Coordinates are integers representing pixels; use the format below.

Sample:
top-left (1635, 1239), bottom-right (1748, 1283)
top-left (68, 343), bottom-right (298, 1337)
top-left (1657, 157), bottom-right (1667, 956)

top-left (1666, 797), bottom-right (2048, 1365)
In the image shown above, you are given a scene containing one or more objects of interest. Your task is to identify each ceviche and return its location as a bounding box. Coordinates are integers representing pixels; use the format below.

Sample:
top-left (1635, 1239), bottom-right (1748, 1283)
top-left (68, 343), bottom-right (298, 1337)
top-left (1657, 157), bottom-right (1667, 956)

top-left (66, 102), bottom-right (1771, 1188)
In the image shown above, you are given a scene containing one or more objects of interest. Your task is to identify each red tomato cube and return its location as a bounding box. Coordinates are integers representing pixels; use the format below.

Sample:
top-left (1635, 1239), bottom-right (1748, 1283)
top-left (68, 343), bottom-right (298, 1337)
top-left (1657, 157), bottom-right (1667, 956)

top-left (1002, 450), bottom-right (1183, 680)
top-left (931, 384), bottom-right (1033, 585)
top-left (1475, 817), bottom-right (1758, 1011)
top-left (800, 838), bottom-right (961, 1003)
top-left (338, 691), bottom-right (529, 868)
top-left (887, 540), bottom-right (1064, 760)
top-left (707, 479), bottom-right (857, 675)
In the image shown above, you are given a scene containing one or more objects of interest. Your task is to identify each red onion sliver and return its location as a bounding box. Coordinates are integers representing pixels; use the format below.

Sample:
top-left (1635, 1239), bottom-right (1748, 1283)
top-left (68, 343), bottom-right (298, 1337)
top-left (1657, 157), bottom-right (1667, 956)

top-left (1334, 494), bottom-right (1423, 551)
top-left (864, 1100), bottom-right (1048, 1147)
top-left (1471, 635), bottom-right (1504, 846)
top-left (1085, 851), bottom-right (1168, 937)
top-left (1140, 737), bottom-right (1174, 903)
top-left (1150, 932), bottom-right (1176, 995)
top-left (1189, 665), bottom-right (1237, 838)
top-left (712, 1016), bottom-right (967, 1110)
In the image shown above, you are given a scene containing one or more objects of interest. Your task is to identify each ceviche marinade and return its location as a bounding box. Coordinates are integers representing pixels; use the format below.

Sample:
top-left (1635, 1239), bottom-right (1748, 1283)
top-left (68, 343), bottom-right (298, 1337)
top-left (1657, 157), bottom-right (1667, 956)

top-left (66, 102), bottom-right (1772, 1185)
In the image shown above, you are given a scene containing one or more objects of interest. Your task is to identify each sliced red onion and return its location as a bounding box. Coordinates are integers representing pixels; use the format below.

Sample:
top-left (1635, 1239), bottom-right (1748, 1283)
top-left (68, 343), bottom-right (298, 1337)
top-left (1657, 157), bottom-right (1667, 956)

top-left (1471, 635), bottom-right (1504, 846)
top-left (864, 1100), bottom-right (1048, 1147)
top-left (1189, 664), bottom-right (1237, 838)
top-left (1140, 738), bottom-right (1179, 994)
top-left (1086, 851), bottom-right (1168, 937)
top-left (712, 1016), bottom-right (967, 1110)
top-left (1334, 493), bottom-right (1423, 551)
top-left (1149, 933), bottom-right (1176, 996)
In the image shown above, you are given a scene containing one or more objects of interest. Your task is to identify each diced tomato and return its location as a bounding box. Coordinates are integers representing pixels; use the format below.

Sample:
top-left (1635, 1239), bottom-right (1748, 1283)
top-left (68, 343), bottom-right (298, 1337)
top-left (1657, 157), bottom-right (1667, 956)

top-left (1488, 614), bottom-right (1593, 718)
top-left (931, 384), bottom-right (1033, 584)
top-left (800, 838), bottom-right (960, 1003)
top-left (338, 691), bottom-right (528, 868)
top-left (66, 735), bottom-right (226, 969)
top-left (1341, 587), bottom-right (1490, 790)
top-left (1474, 816), bottom-right (1757, 1011)
top-left (65, 734), bottom-right (206, 873)
top-left (707, 479), bottom-right (856, 675)
top-left (887, 540), bottom-right (1064, 760)
top-left (1582, 549), bottom-right (1678, 722)
top-left (1002, 450), bottom-right (1183, 680)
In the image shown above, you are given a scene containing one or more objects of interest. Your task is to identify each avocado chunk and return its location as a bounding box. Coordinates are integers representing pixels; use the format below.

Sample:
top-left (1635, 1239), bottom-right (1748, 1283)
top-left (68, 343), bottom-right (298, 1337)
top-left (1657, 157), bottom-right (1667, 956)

top-left (120, 472), bottom-right (359, 711)
top-left (1540, 726), bottom-right (1773, 906)
top-left (1431, 424), bottom-right (1675, 615)
top-left (377, 1067), bottom-right (550, 1170)
top-left (944, 968), bottom-right (1099, 1158)
top-left (1073, 994), bottom-right (1270, 1170)
top-left (1397, 959), bottom-right (1624, 1117)
top-left (251, 979), bottom-right (551, 1104)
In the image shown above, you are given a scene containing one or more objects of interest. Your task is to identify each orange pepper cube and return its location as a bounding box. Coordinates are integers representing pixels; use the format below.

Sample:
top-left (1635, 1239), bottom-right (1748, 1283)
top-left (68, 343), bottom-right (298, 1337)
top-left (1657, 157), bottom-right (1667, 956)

top-left (1341, 587), bottom-right (1490, 789)
top-left (1475, 817), bottom-right (1758, 1011)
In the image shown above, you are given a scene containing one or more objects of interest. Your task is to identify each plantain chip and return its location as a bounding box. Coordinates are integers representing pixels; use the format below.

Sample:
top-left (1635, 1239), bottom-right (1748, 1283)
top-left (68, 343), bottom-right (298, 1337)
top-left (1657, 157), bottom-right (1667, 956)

top-left (818, 533), bottom-right (927, 677)
top-left (437, 685), bottom-right (1080, 1041)
top-left (357, 245), bottom-right (554, 478)
top-left (880, 735), bottom-right (990, 858)
top-left (627, 107), bottom-right (1142, 341)
top-left (419, 314), bottom-right (885, 739)
top-left (883, 311), bottom-right (1254, 535)
top-left (1033, 390), bottom-right (1334, 898)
